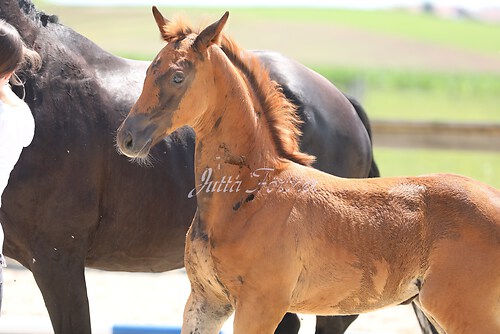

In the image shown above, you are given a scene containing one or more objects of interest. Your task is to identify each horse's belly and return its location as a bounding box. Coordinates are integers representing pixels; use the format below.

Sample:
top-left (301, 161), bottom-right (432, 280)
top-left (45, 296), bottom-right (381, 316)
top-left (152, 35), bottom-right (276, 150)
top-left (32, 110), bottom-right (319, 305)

top-left (289, 281), bottom-right (419, 315)
top-left (289, 253), bottom-right (421, 315)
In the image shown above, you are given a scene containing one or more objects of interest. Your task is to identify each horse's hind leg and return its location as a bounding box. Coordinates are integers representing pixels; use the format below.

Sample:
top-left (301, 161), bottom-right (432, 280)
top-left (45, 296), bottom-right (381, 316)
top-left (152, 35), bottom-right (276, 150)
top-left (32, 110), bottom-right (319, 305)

top-left (420, 281), bottom-right (500, 334)
top-left (419, 237), bottom-right (500, 334)
top-left (411, 302), bottom-right (442, 334)
top-left (412, 300), bottom-right (445, 334)
top-left (275, 313), bottom-right (301, 334)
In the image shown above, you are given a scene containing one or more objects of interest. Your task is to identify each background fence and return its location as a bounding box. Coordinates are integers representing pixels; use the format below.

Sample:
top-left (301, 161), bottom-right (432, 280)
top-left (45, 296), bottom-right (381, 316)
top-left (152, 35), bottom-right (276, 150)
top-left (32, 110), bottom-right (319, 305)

top-left (372, 121), bottom-right (500, 151)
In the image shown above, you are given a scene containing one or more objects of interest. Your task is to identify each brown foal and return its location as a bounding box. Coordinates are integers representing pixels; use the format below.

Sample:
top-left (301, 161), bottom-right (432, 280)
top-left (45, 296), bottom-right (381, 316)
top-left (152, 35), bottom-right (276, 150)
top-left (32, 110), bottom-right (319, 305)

top-left (116, 8), bottom-right (500, 334)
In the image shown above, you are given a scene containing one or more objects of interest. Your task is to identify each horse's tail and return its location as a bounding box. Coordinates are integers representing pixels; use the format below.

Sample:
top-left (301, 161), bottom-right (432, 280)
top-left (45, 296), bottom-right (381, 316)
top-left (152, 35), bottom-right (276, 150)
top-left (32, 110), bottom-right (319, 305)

top-left (344, 94), bottom-right (380, 178)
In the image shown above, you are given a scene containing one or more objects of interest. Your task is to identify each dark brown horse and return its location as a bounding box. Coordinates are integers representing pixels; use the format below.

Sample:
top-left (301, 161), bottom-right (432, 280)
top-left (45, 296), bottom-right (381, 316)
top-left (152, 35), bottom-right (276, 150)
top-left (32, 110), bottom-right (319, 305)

top-left (0, 1), bottom-right (433, 334)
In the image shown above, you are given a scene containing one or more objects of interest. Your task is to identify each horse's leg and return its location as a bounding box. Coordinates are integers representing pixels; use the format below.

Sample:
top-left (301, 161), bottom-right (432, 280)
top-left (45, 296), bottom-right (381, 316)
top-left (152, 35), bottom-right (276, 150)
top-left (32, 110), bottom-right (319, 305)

top-left (411, 302), bottom-right (441, 334)
top-left (419, 239), bottom-right (500, 334)
top-left (274, 313), bottom-right (301, 334)
top-left (275, 314), bottom-right (359, 334)
top-left (412, 300), bottom-right (445, 334)
top-left (180, 290), bottom-right (233, 334)
top-left (233, 292), bottom-right (290, 334)
top-left (30, 250), bottom-right (90, 334)
top-left (315, 315), bottom-right (358, 334)
top-left (420, 278), bottom-right (500, 334)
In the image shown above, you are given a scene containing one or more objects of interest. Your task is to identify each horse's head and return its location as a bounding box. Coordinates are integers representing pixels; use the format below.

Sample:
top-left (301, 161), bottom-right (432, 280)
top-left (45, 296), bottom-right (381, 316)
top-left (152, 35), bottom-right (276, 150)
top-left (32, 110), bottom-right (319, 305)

top-left (116, 7), bottom-right (228, 159)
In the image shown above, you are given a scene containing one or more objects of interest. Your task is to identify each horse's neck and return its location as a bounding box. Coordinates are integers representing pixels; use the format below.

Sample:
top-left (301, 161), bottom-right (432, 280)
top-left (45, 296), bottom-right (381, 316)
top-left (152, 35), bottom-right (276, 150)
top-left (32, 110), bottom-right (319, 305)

top-left (0, 0), bottom-right (39, 45)
top-left (192, 64), bottom-right (280, 214)
top-left (193, 108), bottom-right (277, 195)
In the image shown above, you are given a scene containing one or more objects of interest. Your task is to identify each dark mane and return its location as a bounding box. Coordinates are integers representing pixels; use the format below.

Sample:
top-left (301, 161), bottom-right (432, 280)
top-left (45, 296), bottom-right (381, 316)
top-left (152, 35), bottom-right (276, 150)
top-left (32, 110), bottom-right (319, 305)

top-left (18, 0), bottom-right (59, 26)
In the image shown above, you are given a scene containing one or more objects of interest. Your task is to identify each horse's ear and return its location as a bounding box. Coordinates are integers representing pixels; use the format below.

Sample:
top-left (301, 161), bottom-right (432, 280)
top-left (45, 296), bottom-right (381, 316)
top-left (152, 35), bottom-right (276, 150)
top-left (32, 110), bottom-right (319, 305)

top-left (193, 11), bottom-right (229, 54)
top-left (152, 6), bottom-right (171, 41)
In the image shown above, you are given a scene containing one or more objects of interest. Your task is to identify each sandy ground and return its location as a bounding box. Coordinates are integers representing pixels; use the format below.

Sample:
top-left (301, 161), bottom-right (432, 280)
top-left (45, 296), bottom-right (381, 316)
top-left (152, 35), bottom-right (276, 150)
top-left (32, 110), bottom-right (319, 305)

top-left (0, 258), bottom-right (422, 334)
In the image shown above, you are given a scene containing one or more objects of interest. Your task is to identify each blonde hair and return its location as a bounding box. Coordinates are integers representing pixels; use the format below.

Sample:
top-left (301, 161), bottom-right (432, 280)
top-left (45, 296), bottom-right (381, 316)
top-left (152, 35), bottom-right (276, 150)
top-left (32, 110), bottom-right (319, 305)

top-left (0, 19), bottom-right (41, 86)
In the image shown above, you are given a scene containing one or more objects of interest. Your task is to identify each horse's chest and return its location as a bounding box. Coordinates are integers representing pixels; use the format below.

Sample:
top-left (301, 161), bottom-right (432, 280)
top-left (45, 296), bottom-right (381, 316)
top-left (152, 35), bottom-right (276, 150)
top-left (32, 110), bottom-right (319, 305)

top-left (185, 223), bottom-right (230, 301)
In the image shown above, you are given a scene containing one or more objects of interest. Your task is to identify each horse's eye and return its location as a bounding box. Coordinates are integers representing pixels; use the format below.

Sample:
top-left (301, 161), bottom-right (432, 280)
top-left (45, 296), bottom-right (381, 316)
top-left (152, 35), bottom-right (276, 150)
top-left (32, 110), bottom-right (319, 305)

top-left (172, 71), bottom-right (185, 85)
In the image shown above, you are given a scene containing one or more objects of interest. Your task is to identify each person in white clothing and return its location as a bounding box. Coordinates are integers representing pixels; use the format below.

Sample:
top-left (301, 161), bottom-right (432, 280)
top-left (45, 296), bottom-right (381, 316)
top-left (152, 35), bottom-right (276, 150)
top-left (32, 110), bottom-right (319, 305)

top-left (0, 19), bottom-right (41, 313)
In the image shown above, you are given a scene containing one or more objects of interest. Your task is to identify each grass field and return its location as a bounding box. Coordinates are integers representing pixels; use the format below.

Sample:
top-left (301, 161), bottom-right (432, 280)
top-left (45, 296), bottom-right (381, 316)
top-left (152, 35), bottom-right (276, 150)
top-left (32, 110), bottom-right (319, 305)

top-left (31, 2), bottom-right (500, 186)
top-left (316, 67), bottom-right (500, 122)
top-left (34, 2), bottom-right (500, 122)
top-left (374, 147), bottom-right (500, 188)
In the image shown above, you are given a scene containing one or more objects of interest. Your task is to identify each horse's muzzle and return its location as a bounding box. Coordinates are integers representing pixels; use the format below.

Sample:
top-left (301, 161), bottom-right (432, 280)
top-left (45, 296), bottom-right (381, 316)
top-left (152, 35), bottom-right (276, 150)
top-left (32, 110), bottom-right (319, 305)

top-left (116, 116), bottom-right (155, 158)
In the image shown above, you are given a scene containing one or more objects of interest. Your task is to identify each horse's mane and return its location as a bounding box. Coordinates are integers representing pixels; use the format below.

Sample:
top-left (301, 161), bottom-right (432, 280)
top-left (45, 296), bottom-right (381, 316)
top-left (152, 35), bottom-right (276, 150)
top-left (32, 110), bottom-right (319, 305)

top-left (219, 36), bottom-right (315, 167)
top-left (164, 18), bottom-right (315, 167)
top-left (18, 0), bottom-right (59, 26)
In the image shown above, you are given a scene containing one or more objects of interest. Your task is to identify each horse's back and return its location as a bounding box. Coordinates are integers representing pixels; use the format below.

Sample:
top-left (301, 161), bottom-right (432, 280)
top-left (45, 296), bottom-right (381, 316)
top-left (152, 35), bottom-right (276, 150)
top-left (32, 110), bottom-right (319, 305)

top-left (282, 167), bottom-right (500, 263)
top-left (422, 173), bottom-right (500, 236)
top-left (277, 166), bottom-right (500, 322)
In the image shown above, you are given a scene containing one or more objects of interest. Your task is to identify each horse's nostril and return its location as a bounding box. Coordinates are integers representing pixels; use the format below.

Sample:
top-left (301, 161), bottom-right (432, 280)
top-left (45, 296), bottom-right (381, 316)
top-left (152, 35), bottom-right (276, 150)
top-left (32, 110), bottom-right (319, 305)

top-left (123, 131), bottom-right (133, 150)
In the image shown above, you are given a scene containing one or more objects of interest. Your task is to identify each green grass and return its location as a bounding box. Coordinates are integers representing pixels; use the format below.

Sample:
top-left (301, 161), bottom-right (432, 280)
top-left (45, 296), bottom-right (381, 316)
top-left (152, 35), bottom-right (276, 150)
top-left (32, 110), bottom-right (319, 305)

top-left (317, 67), bottom-right (500, 95)
top-left (363, 88), bottom-right (500, 122)
top-left (314, 67), bottom-right (500, 122)
top-left (374, 147), bottom-right (500, 188)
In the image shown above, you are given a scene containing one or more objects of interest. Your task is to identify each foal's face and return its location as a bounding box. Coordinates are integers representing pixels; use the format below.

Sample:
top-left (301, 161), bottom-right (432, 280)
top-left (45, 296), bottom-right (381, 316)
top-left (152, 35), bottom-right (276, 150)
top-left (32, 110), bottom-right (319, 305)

top-left (116, 8), bottom-right (228, 159)
top-left (116, 39), bottom-right (204, 159)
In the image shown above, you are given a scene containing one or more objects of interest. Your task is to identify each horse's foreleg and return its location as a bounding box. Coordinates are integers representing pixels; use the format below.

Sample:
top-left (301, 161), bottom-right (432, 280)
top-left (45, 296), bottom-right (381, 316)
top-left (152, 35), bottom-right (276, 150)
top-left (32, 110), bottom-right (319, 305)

top-left (232, 292), bottom-right (290, 334)
top-left (274, 313), bottom-right (301, 334)
top-left (181, 290), bottom-right (233, 334)
top-left (30, 251), bottom-right (90, 334)
top-left (315, 315), bottom-right (358, 334)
